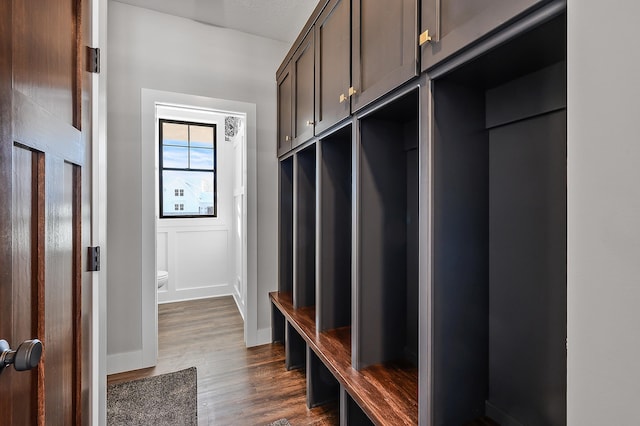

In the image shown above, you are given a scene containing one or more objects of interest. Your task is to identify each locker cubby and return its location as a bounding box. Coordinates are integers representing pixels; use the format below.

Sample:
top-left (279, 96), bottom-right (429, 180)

top-left (356, 89), bottom-right (419, 369)
top-left (317, 125), bottom-right (352, 332)
top-left (294, 144), bottom-right (317, 309)
top-left (431, 14), bottom-right (567, 426)
top-left (278, 157), bottom-right (294, 296)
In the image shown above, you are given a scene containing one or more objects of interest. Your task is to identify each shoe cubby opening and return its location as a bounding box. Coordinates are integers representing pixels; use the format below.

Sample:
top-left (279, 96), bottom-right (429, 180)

top-left (306, 347), bottom-right (340, 408)
top-left (285, 321), bottom-right (307, 371)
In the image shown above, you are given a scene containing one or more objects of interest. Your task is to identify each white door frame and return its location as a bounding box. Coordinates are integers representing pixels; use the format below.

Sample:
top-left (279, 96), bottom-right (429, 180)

top-left (140, 89), bottom-right (259, 362)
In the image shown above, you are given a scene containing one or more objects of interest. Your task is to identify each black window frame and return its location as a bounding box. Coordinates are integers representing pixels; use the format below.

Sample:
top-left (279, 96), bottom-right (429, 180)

top-left (159, 118), bottom-right (217, 219)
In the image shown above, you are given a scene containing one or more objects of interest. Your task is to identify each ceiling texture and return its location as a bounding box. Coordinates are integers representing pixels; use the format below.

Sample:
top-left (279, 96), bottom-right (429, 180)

top-left (114, 0), bottom-right (319, 43)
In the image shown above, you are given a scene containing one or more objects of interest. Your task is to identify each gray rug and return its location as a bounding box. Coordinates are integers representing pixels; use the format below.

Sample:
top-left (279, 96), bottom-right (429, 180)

top-left (268, 420), bottom-right (291, 426)
top-left (107, 367), bottom-right (197, 425)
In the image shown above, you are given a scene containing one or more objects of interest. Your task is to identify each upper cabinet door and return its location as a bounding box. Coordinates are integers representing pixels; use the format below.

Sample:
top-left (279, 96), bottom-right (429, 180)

top-left (421, 0), bottom-right (548, 71)
top-left (292, 30), bottom-right (315, 147)
top-left (314, 0), bottom-right (351, 135)
top-left (352, 0), bottom-right (418, 112)
top-left (277, 63), bottom-right (293, 157)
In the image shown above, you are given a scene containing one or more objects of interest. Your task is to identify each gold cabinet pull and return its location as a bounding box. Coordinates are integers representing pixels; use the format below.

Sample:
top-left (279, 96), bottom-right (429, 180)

top-left (306, 120), bottom-right (314, 126)
top-left (419, 30), bottom-right (432, 46)
top-left (348, 87), bottom-right (357, 97)
top-left (285, 136), bottom-right (291, 141)
top-left (339, 93), bottom-right (347, 103)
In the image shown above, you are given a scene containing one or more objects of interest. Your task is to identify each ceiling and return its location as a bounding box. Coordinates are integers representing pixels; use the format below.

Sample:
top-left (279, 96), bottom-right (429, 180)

top-left (114, 0), bottom-right (319, 43)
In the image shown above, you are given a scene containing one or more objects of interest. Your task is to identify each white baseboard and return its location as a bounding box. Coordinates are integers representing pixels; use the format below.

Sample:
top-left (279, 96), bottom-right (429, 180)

top-left (158, 283), bottom-right (231, 304)
top-left (251, 327), bottom-right (272, 347)
top-left (107, 349), bottom-right (154, 375)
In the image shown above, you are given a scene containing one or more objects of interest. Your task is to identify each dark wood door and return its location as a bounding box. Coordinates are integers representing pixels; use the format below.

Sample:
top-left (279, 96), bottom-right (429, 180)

top-left (0, 0), bottom-right (92, 424)
top-left (292, 30), bottom-right (315, 147)
top-left (314, 0), bottom-right (351, 135)
top-left (277, 63), bottom-right (293, 157)
top-left (421, 0), bottom-right (547, 71)
top-left (351, 0), bottom-right (418, 112)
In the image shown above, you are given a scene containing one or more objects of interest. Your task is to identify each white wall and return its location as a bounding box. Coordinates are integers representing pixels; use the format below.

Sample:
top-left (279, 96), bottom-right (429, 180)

top-left (107, 1), bottom-right (285, 373)
top-left (568, 1), bottom-right (640, 424)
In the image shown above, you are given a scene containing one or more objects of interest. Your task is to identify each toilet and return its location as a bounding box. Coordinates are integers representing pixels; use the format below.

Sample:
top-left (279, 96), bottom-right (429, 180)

top-left (157, 270), bottom-right (169, 289)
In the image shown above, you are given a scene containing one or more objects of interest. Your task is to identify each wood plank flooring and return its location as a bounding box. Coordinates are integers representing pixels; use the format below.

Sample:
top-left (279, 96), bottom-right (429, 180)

top-left (107, 297), bottom-right (339, 425)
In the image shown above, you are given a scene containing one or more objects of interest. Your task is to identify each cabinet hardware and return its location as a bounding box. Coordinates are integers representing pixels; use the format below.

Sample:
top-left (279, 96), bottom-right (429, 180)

top-left (419, 30), bottom-right (432, 46)
top-left (348, 87), bottom-right (357, 97)
top-left (285, 136), bottom-right (291, 141)
top-left (339, 93), bottom-right (347, 103)
top-left (306, 120), bottom-right (314, 126)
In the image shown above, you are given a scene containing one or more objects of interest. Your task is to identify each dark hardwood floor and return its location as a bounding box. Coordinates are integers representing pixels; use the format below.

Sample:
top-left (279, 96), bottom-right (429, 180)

top-left (107, 296), bottom-right (339, 425)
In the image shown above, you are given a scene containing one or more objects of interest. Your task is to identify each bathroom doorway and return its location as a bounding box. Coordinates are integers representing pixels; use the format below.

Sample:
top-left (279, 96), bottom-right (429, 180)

top-left (140, 89), bottom-right (259, 367)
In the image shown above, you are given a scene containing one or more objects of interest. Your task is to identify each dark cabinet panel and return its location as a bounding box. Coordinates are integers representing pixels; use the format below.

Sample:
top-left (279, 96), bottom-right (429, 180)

top-left (277, 64), bottom-right (293, 157)
top-left (352, 0), bottom-right (418, 111)
top-left (293, 31), bottom-right (315, 147)
top-left (421, 0), bottom-right (547, 71)
top-left (314, 0), bottom-right (351, 135)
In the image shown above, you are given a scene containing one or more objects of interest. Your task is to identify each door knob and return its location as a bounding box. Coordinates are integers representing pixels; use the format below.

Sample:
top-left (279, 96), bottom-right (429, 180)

top-left (0, 339), bottom-right (43, 375)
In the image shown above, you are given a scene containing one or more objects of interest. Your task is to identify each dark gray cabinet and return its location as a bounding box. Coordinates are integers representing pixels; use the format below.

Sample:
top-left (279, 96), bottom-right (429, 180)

top-left (420, 0), bottom-right (547, 71)
top-left (351, 0), bottom-right (418, 111)
top-left (314, 0), bottom-right (351, 135)
top-left (277, 63), bottom-right (293, 157)
top-left (292, 30), bottom-right (315, 147)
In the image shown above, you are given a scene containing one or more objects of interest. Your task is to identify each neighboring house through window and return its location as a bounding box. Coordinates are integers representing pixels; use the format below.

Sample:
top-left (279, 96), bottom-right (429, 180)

top-left (159, 119), bottom-right (216, 218)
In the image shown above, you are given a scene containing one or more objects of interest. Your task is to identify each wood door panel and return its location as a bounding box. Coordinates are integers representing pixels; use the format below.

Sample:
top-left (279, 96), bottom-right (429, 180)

top-left (1, 0), bottom-right (88, 422)
top-left (44, 160), bottom-right (81, 425)
top-left (11, 145), bottom-right (42, 426)
top-left (13, 0), bottom-right (78, 126)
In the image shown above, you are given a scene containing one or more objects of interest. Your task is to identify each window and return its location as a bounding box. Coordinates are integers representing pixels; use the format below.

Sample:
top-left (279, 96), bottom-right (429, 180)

top-left (159, 119), bottom-right (216, 218)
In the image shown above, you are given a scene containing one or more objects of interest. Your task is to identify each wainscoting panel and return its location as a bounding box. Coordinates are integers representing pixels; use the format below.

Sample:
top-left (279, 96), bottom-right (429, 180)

top-left (158, 227), bottom-right (232, 303)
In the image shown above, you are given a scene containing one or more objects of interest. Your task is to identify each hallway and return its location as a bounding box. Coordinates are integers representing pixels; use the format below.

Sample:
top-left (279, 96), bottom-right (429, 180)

top-left (107, 297), bottom-right (338, 425)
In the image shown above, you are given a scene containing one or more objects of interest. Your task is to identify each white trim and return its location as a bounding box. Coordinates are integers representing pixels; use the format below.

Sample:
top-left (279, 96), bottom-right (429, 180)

top-left (93, 0), bottom-right (108, 423)
top-left (158, 284), bottom-right (232, 304)
top-left (106, 350), bottom-right (148, 375)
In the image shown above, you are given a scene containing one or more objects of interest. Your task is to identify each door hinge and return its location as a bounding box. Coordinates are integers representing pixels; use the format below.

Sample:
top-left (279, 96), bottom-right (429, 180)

top-left (87, 246), bottom-right (101, 271)
top-left (86, 47), bottom-right (100, 74)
